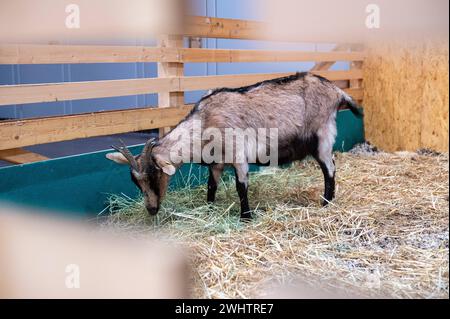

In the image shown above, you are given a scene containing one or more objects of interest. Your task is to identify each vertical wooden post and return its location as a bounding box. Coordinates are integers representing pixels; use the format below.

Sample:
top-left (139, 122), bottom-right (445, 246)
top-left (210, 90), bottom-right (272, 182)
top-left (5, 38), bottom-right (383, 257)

top-left (158, 35), bottom-right (184, 137)
top-left (350, 44), bottom-right (364, 102)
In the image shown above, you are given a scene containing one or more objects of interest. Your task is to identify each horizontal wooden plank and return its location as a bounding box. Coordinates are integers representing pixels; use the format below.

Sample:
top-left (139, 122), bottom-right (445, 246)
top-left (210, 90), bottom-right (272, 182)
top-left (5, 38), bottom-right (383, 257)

top-left (180, 48), bottom-right (366, 63)
top-left (182, 75), bottom-right (362, 100)
top-left (0, 44), bottom-right (366, 65)
top-left (0, 44), bottom-right (180, 64)
top-left (0, 106), bottom-right (193, 151)
top-left (0, 70), bottom-right (362, 106)
top-left (180, 70), bottom-right (363, 91)
top-left (0, 149), bottom-right (49, 164)
top-left (0, 78), bottom-right (177, 106)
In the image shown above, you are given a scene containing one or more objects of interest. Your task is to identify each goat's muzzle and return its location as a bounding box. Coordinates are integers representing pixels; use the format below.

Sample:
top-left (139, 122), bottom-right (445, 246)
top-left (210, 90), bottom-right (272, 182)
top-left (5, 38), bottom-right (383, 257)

top-left (146, 205), bottom-right (159, 216)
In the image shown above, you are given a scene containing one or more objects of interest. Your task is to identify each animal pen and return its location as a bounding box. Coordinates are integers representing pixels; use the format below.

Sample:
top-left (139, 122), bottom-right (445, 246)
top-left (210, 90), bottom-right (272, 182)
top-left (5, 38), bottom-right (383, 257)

top-left (0, 13), bottom-right (448, 299)
top-left (0, 16), bottom-right (366, 213)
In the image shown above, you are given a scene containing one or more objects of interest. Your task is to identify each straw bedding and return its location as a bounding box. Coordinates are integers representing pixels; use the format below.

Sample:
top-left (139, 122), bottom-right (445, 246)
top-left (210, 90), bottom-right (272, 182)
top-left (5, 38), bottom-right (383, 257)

top-left (104, 147), bottom-right (449, 299)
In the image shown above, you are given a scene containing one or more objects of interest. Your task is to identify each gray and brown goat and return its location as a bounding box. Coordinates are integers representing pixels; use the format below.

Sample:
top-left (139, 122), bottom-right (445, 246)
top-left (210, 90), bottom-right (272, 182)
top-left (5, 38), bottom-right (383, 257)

top-left (107, 72), bottom-right (362, 219)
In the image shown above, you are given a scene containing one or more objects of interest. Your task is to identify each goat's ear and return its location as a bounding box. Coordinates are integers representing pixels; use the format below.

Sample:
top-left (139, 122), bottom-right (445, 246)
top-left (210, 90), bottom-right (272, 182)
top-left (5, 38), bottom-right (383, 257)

top-left (154, 155), bottom-right (176, 176)
top-left (106, 152), bottom-right (129, 165)
top-left (161, 164), bottom-right (176, 176)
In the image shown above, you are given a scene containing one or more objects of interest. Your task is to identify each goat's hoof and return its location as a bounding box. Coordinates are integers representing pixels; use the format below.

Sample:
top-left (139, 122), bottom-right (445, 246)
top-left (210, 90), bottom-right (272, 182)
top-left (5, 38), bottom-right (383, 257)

top-left (322, 199), bottom-right (333, 207)
top-left (240, 212), bottom-right (252, 222)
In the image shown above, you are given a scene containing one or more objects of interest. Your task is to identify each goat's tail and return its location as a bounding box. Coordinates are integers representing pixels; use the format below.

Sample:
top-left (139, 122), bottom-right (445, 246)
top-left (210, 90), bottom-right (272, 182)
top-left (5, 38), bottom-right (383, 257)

top-left (339, 89), bottom-right (364, 118)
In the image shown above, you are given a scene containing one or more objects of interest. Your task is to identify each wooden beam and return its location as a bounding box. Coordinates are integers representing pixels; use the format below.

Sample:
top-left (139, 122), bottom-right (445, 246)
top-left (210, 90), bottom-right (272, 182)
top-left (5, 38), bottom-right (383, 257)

top-left (345, 88), bottom-right (364, 101)
top-left (349, 44), bottom-right (365, 102)
top-left (0, 77), bottom-right (177, 106)
top-left (185, 16), bottom-right (267, 41)
top-left (0, 70), bottom-right (363, 106)
top-left (158, 35), bottom-right (185, 137)
top-left (0, 106), bottom-right (193, 151)
top-left (184, 16), bottom-right (362, 43)
top-left (180, 70), bottom-right (364, 91)
top-left (0, 149), bottom-right (49, 164)
top-left (0, 44), bottom-right (180, 64)
top-left (0, 211), bottom-right (188, 299)
top-left (311, 44), bottom-right (351, 71)
top-left (0, 44), bottom-right (366, 65)
top-left (310, 45), bottom-right (358, 95)
top-left (181, 48), bottom-right (366, 63)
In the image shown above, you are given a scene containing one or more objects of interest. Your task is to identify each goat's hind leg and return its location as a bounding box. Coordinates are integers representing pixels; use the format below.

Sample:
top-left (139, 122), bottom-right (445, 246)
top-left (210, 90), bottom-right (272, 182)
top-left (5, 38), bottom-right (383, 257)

top-left (315, 153), bottom-right (336, 206)
top-left (233, 163), bottom-right (251, 220)
top-left (314, 127), bottom-right (337, 206)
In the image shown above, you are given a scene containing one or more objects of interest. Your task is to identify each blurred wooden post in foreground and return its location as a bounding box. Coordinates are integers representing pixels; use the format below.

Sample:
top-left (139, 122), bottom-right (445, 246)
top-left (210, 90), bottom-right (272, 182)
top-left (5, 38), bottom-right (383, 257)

top-left (0, 207), bottom-right (189, 299)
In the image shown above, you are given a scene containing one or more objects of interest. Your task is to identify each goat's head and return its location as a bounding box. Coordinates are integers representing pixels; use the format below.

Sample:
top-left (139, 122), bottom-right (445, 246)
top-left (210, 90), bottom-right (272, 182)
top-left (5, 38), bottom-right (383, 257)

top-left (106, 139), bottom-right (176, 215)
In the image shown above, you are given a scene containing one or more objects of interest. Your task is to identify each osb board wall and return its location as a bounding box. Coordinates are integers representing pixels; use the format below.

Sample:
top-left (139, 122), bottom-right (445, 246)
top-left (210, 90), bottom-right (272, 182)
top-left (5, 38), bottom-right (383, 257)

top-left (363, 41), bottom-right (449, 152)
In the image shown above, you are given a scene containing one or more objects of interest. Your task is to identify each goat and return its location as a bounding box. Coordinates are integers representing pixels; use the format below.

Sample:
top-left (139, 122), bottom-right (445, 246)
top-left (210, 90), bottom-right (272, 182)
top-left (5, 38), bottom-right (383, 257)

top-left (107, 72), bottom-right (362, 219)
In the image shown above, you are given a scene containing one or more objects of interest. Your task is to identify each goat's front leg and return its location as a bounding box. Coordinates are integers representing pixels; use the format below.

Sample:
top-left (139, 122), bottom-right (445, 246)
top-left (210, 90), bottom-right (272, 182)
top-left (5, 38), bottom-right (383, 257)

top-left (233, 163), bottom-right (251, 220)
top-left (207, 164), bottom-right (224, 203)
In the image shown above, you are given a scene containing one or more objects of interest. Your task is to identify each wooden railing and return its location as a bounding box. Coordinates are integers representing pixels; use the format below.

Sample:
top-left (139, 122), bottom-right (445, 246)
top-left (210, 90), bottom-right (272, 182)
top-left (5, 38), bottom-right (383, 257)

top-left (0, 16), bottom-right (366, 164)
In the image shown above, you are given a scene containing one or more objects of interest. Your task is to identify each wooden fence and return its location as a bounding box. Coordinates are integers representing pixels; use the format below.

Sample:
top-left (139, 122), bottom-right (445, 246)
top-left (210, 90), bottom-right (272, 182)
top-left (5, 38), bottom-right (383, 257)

top-left (0, 16), bottom-right (366, 164)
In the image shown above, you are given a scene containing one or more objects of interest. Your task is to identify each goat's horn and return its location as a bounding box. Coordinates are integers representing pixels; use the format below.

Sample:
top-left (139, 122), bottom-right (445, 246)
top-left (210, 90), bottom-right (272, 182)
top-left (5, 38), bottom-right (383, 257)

top-left (142, 138), bottom-right (158, 161)
top-left (111, 140), bottom-right (139, 171)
